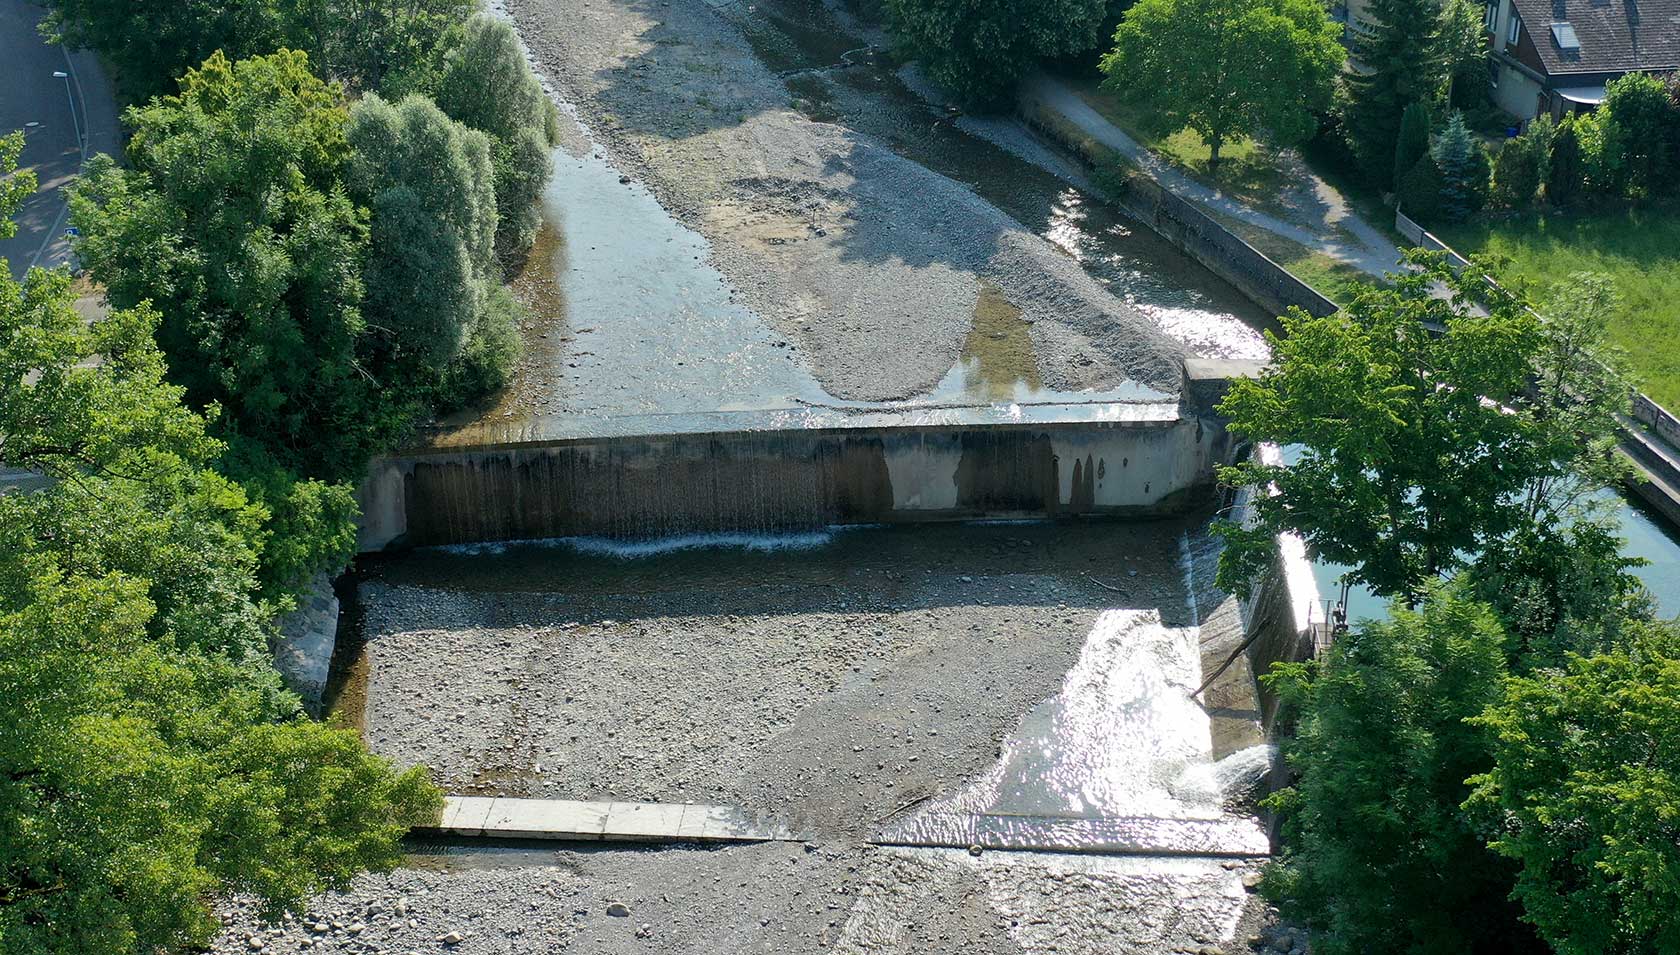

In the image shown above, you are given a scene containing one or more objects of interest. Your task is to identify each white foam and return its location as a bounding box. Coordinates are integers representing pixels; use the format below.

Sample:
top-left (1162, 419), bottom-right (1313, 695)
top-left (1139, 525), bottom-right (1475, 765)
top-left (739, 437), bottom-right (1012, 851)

top-left (435, 528), bottom-right (851, 558)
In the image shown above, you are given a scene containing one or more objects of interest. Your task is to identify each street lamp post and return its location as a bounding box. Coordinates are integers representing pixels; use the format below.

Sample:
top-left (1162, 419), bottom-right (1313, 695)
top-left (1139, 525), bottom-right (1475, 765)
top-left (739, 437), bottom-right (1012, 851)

top-left (51, 70), bottom-right (82, 158)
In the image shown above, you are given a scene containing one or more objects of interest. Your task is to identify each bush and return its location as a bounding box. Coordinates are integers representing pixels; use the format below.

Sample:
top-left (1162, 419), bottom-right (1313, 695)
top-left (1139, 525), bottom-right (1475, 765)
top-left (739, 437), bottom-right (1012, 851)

top-left (1491, 135), bottom-right (1541, 208)
top-left (1600, 71), bottom-right (1680, 198)
top-left (433, 282), bottom-right (525, 412)
top-left (1548, 115), bottom-right (1584, 205)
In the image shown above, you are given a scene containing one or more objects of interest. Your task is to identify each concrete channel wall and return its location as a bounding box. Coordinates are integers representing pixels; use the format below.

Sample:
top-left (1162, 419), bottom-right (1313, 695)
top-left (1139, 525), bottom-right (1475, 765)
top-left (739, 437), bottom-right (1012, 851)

top-left (1016, 101), bottom-right (1338, 322)
top-left (1227, 444), bottom-right (1321, 731)
top-left (356, 412), bottom-right (1233, 551)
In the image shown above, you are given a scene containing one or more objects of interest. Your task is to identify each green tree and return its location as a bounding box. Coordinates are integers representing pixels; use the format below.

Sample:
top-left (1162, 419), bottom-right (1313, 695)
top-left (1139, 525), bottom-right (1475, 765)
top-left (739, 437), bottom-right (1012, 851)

top-left (42, 0), bottom-right (473, 101)
top-left (1432, 111), bottom-right (1489, 221)
top-left (1467, 621), bottom-right (1680, 955)
top-left (1099, 0), bottom-right (1342, 170)
top-left (1599, 71), bottom-right (1680, 198)
top-left (1437, 0), bottom-right (1486, 109)
top-left (1261, 587), bottom-right (1532, 955)
top-left (1397, 152), bottom-right (1445, 221)
top-left (884, 0), bottom-right (1108, 105)
top-left (0, 256), bottom-right (440, 955)
top-left (1392, 100), bottom-right (1432, 194)
top-left (42, 0), bottom-right (293, 100)
top-left (431, 14), bottom-right (559, 258)
top-left (1343, 0), bottom-right (1445, 187)
top-left (347, 92), bottom-right (498, 376)
top-left (0, 134), bottom-right (34, 234)
top-left (1215, 255), bottom-right (1574, 604)
top-left (1548, 114), bottom-right (1583, 204)
top-left (69, 50), bottom-right (382, 481)
top-left (1490, 132), bottom-right (1540, 208)
top-left (287, 0), bottom-right (475, 96)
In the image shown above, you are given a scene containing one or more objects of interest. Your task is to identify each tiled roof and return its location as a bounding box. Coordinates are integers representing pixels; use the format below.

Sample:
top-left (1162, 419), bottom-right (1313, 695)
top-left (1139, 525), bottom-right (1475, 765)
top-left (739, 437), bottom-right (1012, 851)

top-left (1509, 0), bottom-right (1680, 75)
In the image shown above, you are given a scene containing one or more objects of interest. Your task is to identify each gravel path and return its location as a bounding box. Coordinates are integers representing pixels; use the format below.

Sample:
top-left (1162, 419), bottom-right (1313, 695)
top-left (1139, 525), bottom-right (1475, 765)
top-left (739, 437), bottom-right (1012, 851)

top-left (500, 0), bottom-right (1188, 402)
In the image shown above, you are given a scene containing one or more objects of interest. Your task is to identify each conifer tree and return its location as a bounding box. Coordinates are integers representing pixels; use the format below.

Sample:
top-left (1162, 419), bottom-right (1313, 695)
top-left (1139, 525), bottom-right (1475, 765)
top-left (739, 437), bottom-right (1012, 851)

top-left (1343, 0), bottom-right (1445, 188)
top-left (1433, 111), bottom-right (1488, 221)
top-left (1393, 100), bottom-right (1432, 190)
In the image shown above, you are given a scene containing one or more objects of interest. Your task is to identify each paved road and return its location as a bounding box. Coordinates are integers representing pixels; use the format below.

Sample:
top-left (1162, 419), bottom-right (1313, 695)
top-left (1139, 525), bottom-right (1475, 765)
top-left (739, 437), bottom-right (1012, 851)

top-left (0, 0), bottom-right (120, 282)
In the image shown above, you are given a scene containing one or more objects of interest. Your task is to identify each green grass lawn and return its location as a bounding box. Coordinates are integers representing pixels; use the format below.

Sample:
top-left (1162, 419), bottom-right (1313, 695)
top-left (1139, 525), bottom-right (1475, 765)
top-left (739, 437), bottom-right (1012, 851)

top-left (1215, 214), bottom-right (1388, 306)
top-left (1434, 207), bottom-right (1680, 413)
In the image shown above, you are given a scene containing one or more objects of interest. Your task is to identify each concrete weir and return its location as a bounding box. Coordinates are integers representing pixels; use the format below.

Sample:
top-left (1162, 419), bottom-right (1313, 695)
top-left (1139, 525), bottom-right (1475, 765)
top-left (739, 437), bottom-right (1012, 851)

top-left (356, 393), bottom-right (1242, 551)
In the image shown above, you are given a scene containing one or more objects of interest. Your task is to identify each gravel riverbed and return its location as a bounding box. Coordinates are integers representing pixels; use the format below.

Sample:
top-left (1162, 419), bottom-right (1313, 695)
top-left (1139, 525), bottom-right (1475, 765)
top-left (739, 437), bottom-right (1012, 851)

top-left (499, 0), bottom-right (1189, 403)
top-left (209, 842), bottom-right (1271, 955)
top-left (348, 522), bottom-right (1201, 836)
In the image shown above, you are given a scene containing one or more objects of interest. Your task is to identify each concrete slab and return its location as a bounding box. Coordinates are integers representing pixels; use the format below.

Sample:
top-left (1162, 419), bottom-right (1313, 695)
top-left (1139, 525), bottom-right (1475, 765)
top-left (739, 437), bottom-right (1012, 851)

top-left (602, 801), bottom-right (690, 841)
top-left (441, 796), bottom-right (496, 836)
top-left (418, 796), bottom-right (796, 844)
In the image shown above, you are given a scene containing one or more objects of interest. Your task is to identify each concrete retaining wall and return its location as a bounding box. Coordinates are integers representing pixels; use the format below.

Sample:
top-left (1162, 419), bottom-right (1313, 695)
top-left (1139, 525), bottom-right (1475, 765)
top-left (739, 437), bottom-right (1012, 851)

top-left (1227, 447), bottom-right (1321, 732)
top-left (357, 414), bottom-right (1231, 551)
top-left (1016, 101), bottom-right (1338, 322)
top-left (1108, 174), bottom-right (1340, 321)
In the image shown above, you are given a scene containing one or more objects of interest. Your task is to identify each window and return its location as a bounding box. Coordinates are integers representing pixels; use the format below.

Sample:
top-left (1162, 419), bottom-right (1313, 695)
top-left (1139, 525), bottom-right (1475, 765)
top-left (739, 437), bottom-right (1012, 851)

top-left (1508, 12), bottom-right (1522, 45)
top-left (1485, 1), bottom-right (1499, 30)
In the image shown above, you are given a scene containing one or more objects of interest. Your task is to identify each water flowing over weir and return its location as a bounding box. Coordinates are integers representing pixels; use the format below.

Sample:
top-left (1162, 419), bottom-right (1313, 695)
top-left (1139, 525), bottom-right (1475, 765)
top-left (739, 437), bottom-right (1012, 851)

top-left (313, 7), bottom-right (1297, 952)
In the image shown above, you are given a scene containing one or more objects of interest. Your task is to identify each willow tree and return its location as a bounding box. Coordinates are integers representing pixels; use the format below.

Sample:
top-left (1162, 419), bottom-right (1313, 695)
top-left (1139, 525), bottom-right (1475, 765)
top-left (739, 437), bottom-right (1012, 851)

top-left (1101, 0), bottom-right (1343, 170)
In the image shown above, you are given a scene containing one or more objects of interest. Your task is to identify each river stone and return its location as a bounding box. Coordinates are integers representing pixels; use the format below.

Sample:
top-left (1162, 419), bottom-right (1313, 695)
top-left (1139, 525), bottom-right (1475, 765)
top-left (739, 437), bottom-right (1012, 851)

top-left (606, 902), bottom-right (631, 917)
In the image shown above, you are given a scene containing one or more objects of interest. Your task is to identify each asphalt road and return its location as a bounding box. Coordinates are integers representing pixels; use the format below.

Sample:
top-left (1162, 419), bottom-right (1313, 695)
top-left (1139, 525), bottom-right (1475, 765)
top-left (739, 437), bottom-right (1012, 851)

top-left (0, 0), bottom-right (119, 282)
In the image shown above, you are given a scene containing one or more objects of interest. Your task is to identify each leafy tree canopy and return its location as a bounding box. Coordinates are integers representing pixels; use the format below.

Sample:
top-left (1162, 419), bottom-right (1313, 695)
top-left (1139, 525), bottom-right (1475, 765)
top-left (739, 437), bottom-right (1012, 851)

top-left (42, 0), bottom-right (475, 101)
top-left (0, 255), bottom-right (439, 955)
top-left (884, 0), bottom-right (1108, 105)
top-left (69, 50), bottom-right (382, 482)
top-left (1467, 620), bottom-right (1680, 955)
top-left (348, 92), bottom-right (498, 374)
top-left (430, 14), bottom-right (558, 257)
top-left (1261, 585), bottom-right (1534, 955)
top-left (1214, 253), bottom-right (1627, 605)
top-left (1101, 0), bottom-right (1342, 169)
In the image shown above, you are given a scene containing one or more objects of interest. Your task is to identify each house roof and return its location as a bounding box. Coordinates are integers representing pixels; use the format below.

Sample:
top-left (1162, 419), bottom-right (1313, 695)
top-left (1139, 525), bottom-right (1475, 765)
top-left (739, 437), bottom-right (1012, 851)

top-left (1508, 0), bottom-right (1680, 76)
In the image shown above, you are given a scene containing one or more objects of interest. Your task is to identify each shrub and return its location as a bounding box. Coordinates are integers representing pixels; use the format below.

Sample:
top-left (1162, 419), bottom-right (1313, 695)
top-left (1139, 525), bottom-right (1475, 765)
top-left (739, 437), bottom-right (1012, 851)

top-left (1491, 135), bottom-right (1541, 208)
top-left (1548, 115), bottom-right (1584, 205)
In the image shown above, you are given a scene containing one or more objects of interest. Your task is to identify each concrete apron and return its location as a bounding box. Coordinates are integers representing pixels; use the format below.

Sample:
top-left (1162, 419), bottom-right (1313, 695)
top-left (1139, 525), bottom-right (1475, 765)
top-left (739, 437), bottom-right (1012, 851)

top-left (420, 796), bottom-right (1271, 858)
